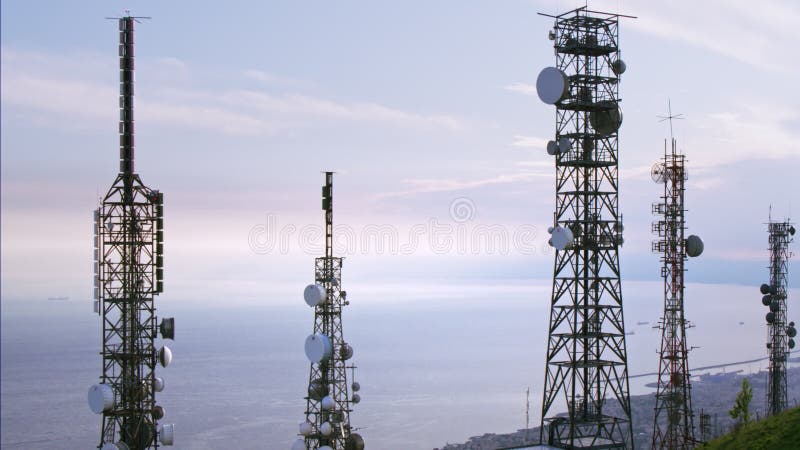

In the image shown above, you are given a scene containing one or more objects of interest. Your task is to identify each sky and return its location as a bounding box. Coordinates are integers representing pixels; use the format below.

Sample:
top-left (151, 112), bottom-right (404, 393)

top-left (2, 0), bottom-right (800, 303)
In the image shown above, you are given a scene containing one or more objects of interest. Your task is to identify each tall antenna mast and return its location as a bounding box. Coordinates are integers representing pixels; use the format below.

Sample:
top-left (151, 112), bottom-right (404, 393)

top-left (294, 172), bottom-right (364, 450)
top-left (88, 15), bottom-right (175, 450)
top-left (761, 215), bottom-right (796, 415)
top-left (650, 103), bottom-right (704, 450)
top-left (536, 6), bottom-right (636, 449)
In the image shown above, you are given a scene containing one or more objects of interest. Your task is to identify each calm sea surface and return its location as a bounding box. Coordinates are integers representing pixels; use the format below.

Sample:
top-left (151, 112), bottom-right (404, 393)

top-left (1, 280), bottom-right (789, 449)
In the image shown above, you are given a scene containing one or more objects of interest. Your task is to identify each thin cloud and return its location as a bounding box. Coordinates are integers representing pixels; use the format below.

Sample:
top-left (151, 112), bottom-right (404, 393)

top-left (504, 82), bottom-right (537, 96)
top-left (373, 173), bottom-right (544, 200)
top-left (512, 135), bottom-right (549, 148)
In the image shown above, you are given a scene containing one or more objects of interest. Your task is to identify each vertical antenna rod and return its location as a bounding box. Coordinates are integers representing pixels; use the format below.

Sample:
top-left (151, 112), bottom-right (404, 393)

top-left (89, 15), bottom-right (174, 450)
top-left (650, 112), bottom-right (704, 449)
top-left (762, 215), bottom-right (795, 415)
top-left (295, 173), bottom-right (364, 450)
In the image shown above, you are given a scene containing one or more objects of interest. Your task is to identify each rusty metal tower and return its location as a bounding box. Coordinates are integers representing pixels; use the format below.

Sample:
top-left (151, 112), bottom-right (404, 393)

top-left (293, 173), bottom-right (364, 450)
top-left (650, 132), bottom-right (704, 449)
top-left (536, 7), bottom-right (635, 449)
top-left (761, 213), bottom-right (795, 416)
top-left (88, 16), bottom-right (175, 450)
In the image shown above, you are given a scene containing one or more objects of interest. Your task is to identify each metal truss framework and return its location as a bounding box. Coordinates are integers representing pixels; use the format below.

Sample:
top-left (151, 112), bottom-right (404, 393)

top-left (765, 218), bottom-right (793, 416)
top-left (539, 7), bottom-right (633, 449)
top-left (650, 139), bottom-right (695, 450)
top-left (302, 173), bottom-right (360, 449)
top-left (93, 16), bottom-right (168, 450)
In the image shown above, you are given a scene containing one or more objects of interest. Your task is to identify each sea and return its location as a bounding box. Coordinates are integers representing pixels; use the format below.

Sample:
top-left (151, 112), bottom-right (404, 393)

top-left (1, 280), bottom-right (792, 449)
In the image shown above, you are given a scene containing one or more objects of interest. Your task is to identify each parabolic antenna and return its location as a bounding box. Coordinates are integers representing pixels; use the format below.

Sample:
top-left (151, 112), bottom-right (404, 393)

top-left (321, 395), bottom-right (335, 410)
top-left (589, 101), bottom-right (623, 135)
top-left (536, 67), bottom-right (570, 105)
top-left (152, 405), bottom-right (165, 420)
top-left (291, 439), bottom-right (306, 450)
top-left (558, 137), bottom-right (571, 154)
top-left (299, 421), bottom-right (313, 436)
top-left (611, 59), bottom-right (626, 75)
top-left (790, 339), bottom-right (796, 349)
top-left (762, 295), bottom-right (772, 306)
top-left (686, 235), bottom-right (704, 257)
top-left (790, 226), bottom-right (796, 236)
top-left (320, 421), bottom-right (333, 436)
top-left (88, 383), bottom-right (115, 414)
top-left (340, 343), bottom-right (354, 360)
top-left (547, 140), bottom-right (559, 156)
top-left (154, 377), bottom-right (165, 392)
top-left (770, 301), bottom-right (780, 313)
top-left (304, 284), bottom-right (326, 307)
top-left (352, 393), bottom-right (361, 404)
top-left (760, 283), bottom-right (771, 295)
top-left (651, 162), bottom-right (666, 183)
top-left (158, 423), bottom-right (174, 446)
top-left (788, 327), bottom-right (797, 338)
top-left (160, 317), bottom-right (175, 340)
top-left (767, 312), bottom-right (776, 324)
top-left (352, 381), bottom-right (360, 392)
top-left (549, 225), bottom-right (574, 251)
top-left (345, 433), bottom-right (366, 450)
top-left (305, 333), bottom-right (332, 363)
top-left (158, 346), bottom-right (173, 368)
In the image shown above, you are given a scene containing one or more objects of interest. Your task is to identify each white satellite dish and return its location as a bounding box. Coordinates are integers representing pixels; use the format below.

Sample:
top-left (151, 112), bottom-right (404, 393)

top-left (291, 439), bottom-right (306, 450)
top-left (549, 226), bottom-right (574, 251)
top-left (158, 423), bottom-right (174, 446)
top-left (320, 421), bottom-right (333, 436)
top-left (304, 333), bottom-right (332, 363)
top-left (154, 377), bottom-right (165, 392)
top-left (589, 101), bottom-right (623, 135)
top-left (536, 67), bottom-right (570, 105)
top-left (611, 59), bottom-right (627, 75)
top-left (88, 383), bottom-right (115, 414)
top-left (158, 346), bottom-right (173, 368)
top-left (299, 421), bottom-right (313, 436)
top-left (686, 235), bottom-right (704, 257)
top-left (321, 395), bottom-right (335, 410)
top-left (303, 284), bottom-right (326, 307)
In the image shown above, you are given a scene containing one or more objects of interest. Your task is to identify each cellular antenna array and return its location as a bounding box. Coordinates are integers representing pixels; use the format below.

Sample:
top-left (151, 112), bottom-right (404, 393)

top-left (88, 16), bottom-right (175, 450)
top-left (650, 129), bottom-right (704, 449)
top-left (294, 172), bottom-right (365, 450)
top-left (761, 213), bottom-right (796, 416)
top-left (536, 6), bottom-right (635, 449)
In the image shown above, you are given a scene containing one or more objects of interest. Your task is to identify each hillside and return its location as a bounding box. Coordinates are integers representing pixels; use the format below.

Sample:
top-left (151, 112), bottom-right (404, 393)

top-left (699, 406), bottom-right (800, 450)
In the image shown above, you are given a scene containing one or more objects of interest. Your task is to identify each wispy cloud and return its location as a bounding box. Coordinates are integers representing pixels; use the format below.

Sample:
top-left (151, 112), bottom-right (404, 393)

top-left (373, 172), bottom-right (548, 200)
top-left (243, 69), bottom-right (310, 88)
top-left (504, 82), bottom-right (537, 96)
top-left (512, 135), bottom-right (549, 148)
top-left (1, 47), bottom-right (464, 135)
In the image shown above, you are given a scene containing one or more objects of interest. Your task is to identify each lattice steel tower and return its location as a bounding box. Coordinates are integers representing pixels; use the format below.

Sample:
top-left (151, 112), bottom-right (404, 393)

top-left (293, 172), bottom-right (364, 450)
top-left (88, 16), bottom-right (176, 450)
top-left (536, 7), bottom-right (634, 449)
top-left (760, 214), bottom-right (796, 416)
top-left (650, 135), bottom-right (704, 450)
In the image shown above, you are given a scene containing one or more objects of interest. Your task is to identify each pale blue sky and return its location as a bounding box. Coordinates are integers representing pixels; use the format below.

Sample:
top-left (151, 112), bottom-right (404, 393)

top-left (2, 0), bottom-right (799, 302)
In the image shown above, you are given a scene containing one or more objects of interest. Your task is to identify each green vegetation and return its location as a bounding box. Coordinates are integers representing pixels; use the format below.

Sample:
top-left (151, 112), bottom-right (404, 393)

top-left (728, 378), bottom-right (753, 426)
top-left (701, 406), bottom-right (800, 450)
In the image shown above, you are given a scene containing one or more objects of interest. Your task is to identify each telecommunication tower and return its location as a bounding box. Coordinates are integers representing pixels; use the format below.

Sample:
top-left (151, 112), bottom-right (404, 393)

top-left (760, 213), bottom-right (795, 416)
top-left (649, 130), bottom-right (704, 449)
top-left (293, 172), bottom-right (364, 450)
top-left (88, 16), bottom-right (176, 450)
top-left (535, 7), bottom-right (635, 449)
